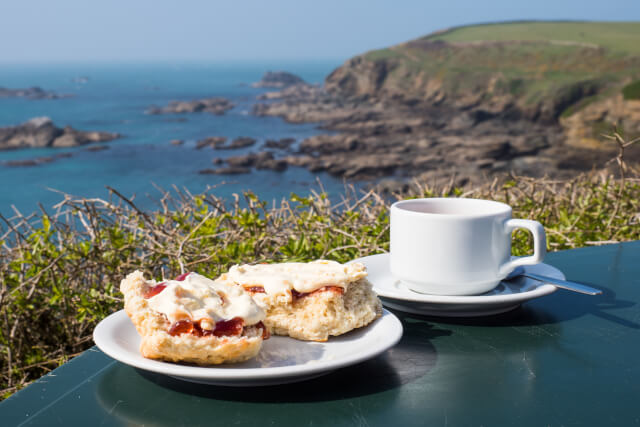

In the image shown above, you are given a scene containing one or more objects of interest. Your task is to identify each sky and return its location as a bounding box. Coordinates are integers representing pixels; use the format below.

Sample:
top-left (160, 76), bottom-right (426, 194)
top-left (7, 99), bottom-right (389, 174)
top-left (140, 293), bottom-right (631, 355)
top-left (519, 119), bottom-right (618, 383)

top-left (1, 0), bottom-right (640, 63)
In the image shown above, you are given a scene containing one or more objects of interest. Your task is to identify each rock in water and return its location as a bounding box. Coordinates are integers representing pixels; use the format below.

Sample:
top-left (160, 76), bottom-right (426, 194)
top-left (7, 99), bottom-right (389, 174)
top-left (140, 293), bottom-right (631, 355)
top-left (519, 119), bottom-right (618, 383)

top-left (0, 86), bottom-right (71, 100)
top-left (0, 117), bottom-right (120, 150)
top-left (264, 138), bottom-right (295, 149)
top-left (3, 152), bottom-right (74, 167)
top-left (146, 98), bottom-right (233, 115)
top-left (5, 159), bottom-right (40, 167)
top-left (219, 137), bottom-right (257, 150)
top-left (252, 71), bottom-right (306, 88)
top-left (226, 151), bottom-right (273, 167)
top-left (85, 145), bottom-right (110, 152)
top-left (196, 136), bottom-right (227, 149)
top-left (198, 167), bottom-right (251, 175)
top-left (224, 151), bottom-right (287, 172)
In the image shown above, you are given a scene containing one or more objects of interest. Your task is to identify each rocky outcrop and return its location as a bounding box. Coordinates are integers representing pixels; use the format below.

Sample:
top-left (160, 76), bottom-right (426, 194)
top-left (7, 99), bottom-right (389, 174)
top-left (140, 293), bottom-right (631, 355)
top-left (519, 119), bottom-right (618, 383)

top-left (3, 152), bottom-right (73, 167)
top-left (85, 145), bottom-right (109, 152)
top-left (217, 137), bottom-right (257, 150)
top-left (196, 136), bottom-right (227, 149)
top-left (252, 71), bottom-right (305, 88)
top-left (0, 86), bottom-right (71, 100)
top-left (323, 39), bottom-right (636, 123)
top-left (226, 151), bottom-right (287, 171)
top-left (225, 152), bottom-right (270, 167)
top-left (265, 138), bottom-right (295, 149)
top-left (195, 136), bottom-right (258, 150)
top-left (200, 151), bottom-right (288, 176)
top-left (256, 83), bottom-right (322, 101)
top-left (251, 27), bottom-right (640, 183)
top-left (198, 166), bottom-right (250, 175)
top-left (560, 94), bottom-right (640, 150)
top-left (271, 122), bottom-right (560, 181)
top-left (252, 75), bottom-right (630, 181)
top-left (146, 98), bottom-right (233, 115)
top-left (0, 117), bottom-right (120, 151)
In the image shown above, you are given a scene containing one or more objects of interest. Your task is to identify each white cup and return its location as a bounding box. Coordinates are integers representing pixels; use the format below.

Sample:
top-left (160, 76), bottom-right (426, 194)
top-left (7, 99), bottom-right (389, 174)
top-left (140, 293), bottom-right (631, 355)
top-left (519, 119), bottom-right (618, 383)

top-left (390, 198), bottom-right (546, 295)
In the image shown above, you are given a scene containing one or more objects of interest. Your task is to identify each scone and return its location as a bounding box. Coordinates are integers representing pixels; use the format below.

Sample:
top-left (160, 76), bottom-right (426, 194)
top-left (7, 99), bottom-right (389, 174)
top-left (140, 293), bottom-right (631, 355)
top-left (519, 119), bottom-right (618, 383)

top-left (120, 270), bottom-right (269, 365)
top-left (217, 260), bottom-right (382, 342)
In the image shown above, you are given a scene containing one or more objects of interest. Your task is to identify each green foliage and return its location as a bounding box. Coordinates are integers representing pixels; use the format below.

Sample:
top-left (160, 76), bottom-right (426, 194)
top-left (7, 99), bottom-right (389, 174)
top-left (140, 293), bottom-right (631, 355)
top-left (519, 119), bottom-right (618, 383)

top-left (591, 120), bottom-right (617, 140)
top-left (622, 80), bottom-right (640, 100)
top-left (1, 172), bottom-right (639, 398)
top-left (426, 22), bottom-right (640, 55)
top-left (362, 22), bottom-right (640, 121)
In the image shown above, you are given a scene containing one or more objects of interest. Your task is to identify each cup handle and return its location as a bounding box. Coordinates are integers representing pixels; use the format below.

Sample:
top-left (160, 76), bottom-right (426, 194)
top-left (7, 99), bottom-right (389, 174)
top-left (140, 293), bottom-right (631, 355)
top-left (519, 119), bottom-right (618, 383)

top-left (499, 219), bottom-right (546, 276)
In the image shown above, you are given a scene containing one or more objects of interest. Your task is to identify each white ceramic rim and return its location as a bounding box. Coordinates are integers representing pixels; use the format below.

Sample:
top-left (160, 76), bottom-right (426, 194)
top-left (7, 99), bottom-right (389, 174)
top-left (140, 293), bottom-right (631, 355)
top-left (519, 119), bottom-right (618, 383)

top-left (93, 309), bottom-right (403, 381)
top-left (391, 197), bottom-right (512, 219)
top-left (355, 253), bottom-right (558, 303)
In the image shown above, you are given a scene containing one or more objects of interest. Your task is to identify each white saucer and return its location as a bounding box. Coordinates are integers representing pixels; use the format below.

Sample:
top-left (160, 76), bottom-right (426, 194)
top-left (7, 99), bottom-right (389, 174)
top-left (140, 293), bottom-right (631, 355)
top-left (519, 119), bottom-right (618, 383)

top-left (354, 253), bottom-right (562, 317)
top-left (93, 309), bottom-right (403, 386)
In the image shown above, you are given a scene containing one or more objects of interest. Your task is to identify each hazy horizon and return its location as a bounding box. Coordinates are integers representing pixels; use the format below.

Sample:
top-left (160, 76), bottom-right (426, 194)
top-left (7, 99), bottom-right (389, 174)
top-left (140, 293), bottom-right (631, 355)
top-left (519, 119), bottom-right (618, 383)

top-left (1, 0), bottom-right (640, 64)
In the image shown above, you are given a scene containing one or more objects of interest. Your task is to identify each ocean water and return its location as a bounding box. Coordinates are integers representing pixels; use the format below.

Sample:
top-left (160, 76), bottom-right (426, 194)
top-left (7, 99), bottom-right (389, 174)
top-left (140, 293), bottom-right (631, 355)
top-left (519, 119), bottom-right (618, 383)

top-left (0, 61), bottom-right (354, 216)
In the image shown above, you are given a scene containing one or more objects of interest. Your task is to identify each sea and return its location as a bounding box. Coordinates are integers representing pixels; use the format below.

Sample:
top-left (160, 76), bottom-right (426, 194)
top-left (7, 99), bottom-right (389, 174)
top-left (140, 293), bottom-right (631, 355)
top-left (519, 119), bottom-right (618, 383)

top-left (0, 61), bottom-right (356, 217)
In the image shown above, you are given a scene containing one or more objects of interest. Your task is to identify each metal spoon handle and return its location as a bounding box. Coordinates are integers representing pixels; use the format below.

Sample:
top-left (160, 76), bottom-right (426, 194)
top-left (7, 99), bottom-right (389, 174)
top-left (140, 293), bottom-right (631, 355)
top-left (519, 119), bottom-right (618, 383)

top-left (521, 272), bottom-right (602, 295)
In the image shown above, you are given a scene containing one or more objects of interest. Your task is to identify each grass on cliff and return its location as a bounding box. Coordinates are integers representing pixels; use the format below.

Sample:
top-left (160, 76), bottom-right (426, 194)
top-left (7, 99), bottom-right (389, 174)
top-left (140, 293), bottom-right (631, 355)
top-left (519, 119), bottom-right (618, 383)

top-left (622, 80), bottom-right (640, 100)
top-left (426, 21), bottom-right (640, 55)
top-left (1, 167), bottom-right (640, 399)
top-left (362, 21), bottom-right (640, 116)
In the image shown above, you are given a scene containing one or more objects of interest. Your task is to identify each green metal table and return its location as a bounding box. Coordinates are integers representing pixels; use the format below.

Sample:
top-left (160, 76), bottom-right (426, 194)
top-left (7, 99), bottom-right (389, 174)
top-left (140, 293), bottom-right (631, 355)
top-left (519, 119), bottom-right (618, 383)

top-left (2, 242), bottom-right (639, 426)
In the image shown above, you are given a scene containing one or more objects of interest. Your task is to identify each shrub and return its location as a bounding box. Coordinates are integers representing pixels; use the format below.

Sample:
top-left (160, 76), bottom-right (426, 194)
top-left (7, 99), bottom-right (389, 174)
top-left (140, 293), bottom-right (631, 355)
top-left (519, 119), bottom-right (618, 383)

top-left (0, 171), bottom-right (639, 398)
top-left (622, 80), bottom-right (640, 100)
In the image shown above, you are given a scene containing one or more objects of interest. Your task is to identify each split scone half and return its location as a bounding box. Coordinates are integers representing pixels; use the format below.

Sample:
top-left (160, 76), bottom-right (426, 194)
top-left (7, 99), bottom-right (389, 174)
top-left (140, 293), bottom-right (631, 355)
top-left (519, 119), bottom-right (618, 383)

top-left (217, 260), bottom-right (382, 342)
top-left (120, 270), bottom-right (269, 365)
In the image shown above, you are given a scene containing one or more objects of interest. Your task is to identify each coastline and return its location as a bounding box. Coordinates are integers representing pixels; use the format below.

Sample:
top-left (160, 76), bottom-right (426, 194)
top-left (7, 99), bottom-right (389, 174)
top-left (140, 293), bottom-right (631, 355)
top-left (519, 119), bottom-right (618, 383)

top-left (0, 61), bottom-right (351, 215)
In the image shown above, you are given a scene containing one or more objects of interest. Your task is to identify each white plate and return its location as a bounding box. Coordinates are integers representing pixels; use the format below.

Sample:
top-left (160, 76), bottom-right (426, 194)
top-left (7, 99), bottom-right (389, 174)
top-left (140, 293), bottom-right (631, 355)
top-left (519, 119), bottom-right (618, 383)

top-left (93, 309), bottom-right (402, 386)
top-left (355, 253), bottom-right (562, 317)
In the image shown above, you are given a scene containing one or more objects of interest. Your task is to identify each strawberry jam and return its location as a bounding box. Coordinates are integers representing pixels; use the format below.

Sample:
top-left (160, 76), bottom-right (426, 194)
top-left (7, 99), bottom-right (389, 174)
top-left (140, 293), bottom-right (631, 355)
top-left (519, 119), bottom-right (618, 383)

top-left (145, 272), bottom-right (189, 299)
top-left (212, 317), bottom-right (244, 337)
top-left (143, 283), bottom-right (166, 298)
top-left (191, 320), bottom-right (211, 337)
top-left (174, 272), bottom-right (190, 281)
top-left (292, 285), bottom-right (344, 301)
top-left (256, 321), bottom-right (270, 340)
top-left (169, 317), bottom-right (246, 338)
top-left (168, 319), bottom-right (194, 336)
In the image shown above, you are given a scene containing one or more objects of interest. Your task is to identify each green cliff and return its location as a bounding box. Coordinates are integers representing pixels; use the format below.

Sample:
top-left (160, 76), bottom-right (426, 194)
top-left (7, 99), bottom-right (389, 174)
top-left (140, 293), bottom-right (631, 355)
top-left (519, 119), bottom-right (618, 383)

top-left (326, 21), bottom-right (640, 147)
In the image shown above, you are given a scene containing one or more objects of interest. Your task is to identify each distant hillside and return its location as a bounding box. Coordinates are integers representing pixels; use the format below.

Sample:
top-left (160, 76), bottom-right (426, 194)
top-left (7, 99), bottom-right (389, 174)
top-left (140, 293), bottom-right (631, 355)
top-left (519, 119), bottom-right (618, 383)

top-left (253, 21), bottom-right (640, 185)
top-left (326, 21), bottom-right (640, 147)
top-left (427, 21), bottom-right (640, 54)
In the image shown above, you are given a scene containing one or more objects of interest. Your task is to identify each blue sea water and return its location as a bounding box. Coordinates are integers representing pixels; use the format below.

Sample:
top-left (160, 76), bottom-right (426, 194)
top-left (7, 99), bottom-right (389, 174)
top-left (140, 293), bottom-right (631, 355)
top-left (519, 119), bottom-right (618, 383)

top-left (0, 61), bottom-right (354, 216)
